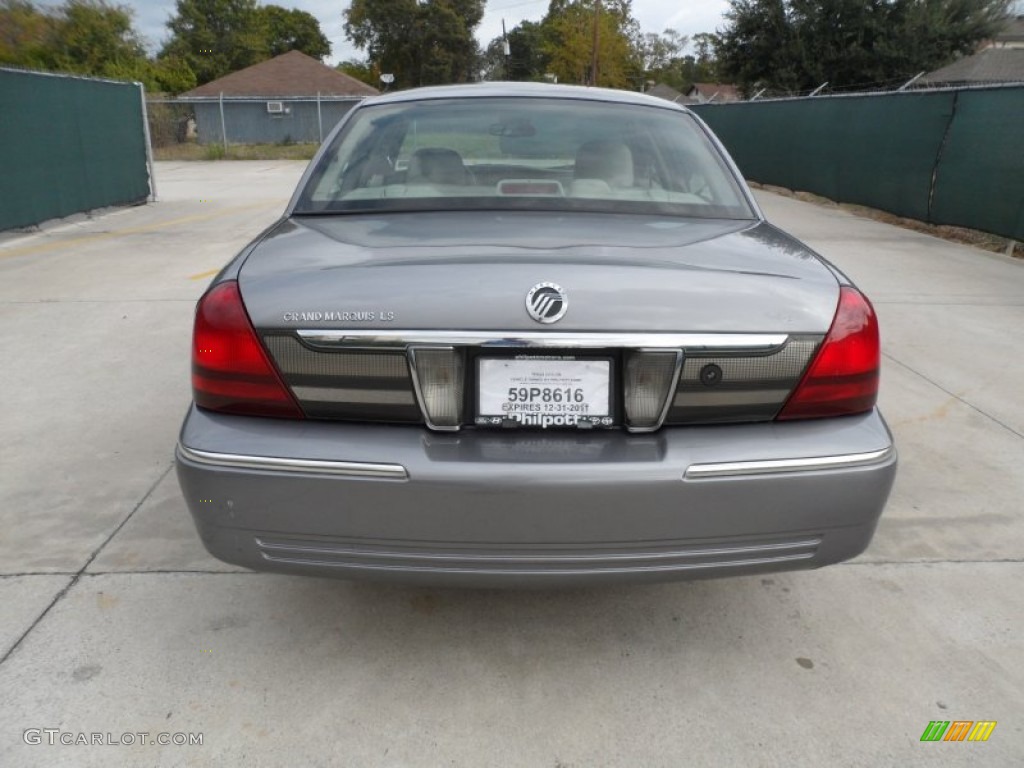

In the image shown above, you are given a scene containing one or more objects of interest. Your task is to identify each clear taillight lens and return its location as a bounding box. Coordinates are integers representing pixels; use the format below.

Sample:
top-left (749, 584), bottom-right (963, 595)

top-left (777, 286), bottom-right (880, 420)
top-left (409, 347), bottom-right (463, 429)
top-left (192, 281), bottom-right (304, 419)
top-left (624, 350), bottom-right (681, 430)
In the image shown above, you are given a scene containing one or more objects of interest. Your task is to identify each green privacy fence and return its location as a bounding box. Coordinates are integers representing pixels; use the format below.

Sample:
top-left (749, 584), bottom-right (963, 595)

top-left (0, 68), bottom-right (152, 231)
top-left (692, 85), bottom-right (1024, 241)
top-left (929, 88), bottom-right (1024, 240)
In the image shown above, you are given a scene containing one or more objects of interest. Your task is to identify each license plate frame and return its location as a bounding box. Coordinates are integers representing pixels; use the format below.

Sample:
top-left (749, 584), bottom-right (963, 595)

top-left (475, 356), bottom-right (615, 429)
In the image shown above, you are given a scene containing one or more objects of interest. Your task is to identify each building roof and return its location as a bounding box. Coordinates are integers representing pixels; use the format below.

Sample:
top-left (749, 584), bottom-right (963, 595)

top-left (685, 82), bottom-right (741, 103)
top-left (646, 83), bottom-right (696, 104)
top-left (181, 51), bottom-right (379, 99)
top-left (920, 48), bottom-right (1024, 85)
top-left (994, 14), bottom-right (1024, 45)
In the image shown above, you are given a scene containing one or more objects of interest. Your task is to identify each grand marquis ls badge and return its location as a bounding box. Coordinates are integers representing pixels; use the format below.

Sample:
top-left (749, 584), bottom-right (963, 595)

top-left (526, 282), bottom-right (568, 324)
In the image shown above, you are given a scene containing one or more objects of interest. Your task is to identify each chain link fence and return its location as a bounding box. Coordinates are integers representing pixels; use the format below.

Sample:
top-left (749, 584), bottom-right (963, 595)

top-left (146, 99), bottom-right (197, 148)
top-left (146, 96), bottom-right (366, 159)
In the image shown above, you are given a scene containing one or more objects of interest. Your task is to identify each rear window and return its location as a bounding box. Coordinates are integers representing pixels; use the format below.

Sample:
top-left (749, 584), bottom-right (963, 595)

top-left (295, 96), bottom-right (755, 220)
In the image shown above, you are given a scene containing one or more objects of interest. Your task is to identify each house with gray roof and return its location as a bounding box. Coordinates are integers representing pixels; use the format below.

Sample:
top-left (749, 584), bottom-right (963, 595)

top-left (919, 48), bottom-right (1024, 87)
top-left (645, 83), bottom-right (696, 104)
top-left (990, 13), bottom-right (1024, 47)
top-left (179, 50), bottom-right (378, 145)
top-left (685, 83), bottom-right (741, 103)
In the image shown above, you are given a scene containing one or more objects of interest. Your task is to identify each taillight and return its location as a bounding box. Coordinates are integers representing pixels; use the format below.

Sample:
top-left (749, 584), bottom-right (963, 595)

top-left (777, 286), bottom-right (879, 420)
top-left (192, 281), bottom-right (303, 419)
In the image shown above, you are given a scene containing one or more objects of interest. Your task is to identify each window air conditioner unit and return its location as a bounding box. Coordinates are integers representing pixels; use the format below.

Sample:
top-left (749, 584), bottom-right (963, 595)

top-left (266, 101), bottom-right (284, 114)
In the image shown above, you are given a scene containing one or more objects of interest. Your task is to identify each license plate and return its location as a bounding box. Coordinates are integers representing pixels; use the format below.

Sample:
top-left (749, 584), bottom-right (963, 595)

top-left (476, 357), bottom-right (613, 428)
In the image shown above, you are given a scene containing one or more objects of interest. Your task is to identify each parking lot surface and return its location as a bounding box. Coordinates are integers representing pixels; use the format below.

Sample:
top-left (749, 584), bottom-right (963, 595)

top-left (1, 161), bottom-right (1021, 767)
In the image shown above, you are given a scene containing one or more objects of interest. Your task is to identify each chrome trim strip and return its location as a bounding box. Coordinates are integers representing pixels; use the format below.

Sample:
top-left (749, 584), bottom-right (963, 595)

top-left (176, 444), bottom-right (408, 479)
top-left (672, 389), bottom-right (792, 407)
top-left (684, 447), bottom-right (894, 479)
top-left (255, 537), bottom-right (821, 563)
top-left (258, 552), bottom-right (816, 574)
top-left (290, 386), bottom-right (415, 405)
top-left (298, 329), bottom-right (788, 351)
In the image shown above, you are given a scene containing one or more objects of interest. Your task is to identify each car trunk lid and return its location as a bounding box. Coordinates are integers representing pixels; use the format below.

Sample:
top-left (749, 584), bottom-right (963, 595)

top-left (238, 212), bottom-right (839, 333)
top-left (234, 212), bottom-right (839, 430)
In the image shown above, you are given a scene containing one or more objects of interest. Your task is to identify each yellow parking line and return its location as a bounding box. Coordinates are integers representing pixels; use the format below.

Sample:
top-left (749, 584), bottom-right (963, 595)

top-left (0, 201), bottom-right (279, 260)
top-left (188, 268), bottom-right (220, 281)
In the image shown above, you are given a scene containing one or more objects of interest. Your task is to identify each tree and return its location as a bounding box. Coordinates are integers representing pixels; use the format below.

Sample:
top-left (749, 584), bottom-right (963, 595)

top-left (505, 20), bottom-right (550, 80)
top-left (716, 0), bottom-right (1012, 95)
top-left (46, 0), bottom-right (147, 77)
top-left (344, 0), bottom-right (484, 88)
top-left (148, 54), bottom-right (197, 93)
top-left (482, 20), bottom-right (550, 81)
top-left (634, 28), bottom-right (690, 88)
top-left (0, 0), bottom-right (148, 78)
top-left (0, 0), bottom-right (50, 68)
top-left (160, 1), bottom-right (331, 86)
top-left (260, 5), bottom-right (330, 60)
top-left (161, 0), bottom-right (269, 85)
top-left (416, 0), bottom-right (480, 84)
top-left (0, 0), bottom-right (165, 85)
top-left (0, 0), bottom-right (198, 92)
top-left (344, 0), bottom-right (415, 86)
top-left (540, 0), bottom-right (642, 88)
top-left (338, 58), bottom-right (377, 87)
top-left (484, 3), bottom-right (689, 89)
top-left (677, 33), bottom-right (722, 91)
top-left (635, 29), bottom-right (687, 74)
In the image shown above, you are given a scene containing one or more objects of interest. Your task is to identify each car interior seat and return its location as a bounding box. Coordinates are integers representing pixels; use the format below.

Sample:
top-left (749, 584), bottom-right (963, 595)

top-left (572, 140), bottom-right (635, 195)
top-left (406, 147), bottom-right (471, 186)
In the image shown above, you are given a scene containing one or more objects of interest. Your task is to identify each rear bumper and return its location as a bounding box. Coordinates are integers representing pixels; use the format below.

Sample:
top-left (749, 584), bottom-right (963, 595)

top-left (175, 406), bottom-right (897, 587)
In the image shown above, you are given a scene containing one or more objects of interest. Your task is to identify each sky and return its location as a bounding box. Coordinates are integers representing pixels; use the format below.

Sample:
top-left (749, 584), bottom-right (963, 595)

top-left (115, 0), bottom-right (732, 67)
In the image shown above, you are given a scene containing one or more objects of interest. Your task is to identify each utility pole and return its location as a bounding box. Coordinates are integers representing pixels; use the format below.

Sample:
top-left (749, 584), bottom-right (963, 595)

top-left (590, 0), bottom-right (600, 86)
top-left (502, 19), bottom-right (510, 80)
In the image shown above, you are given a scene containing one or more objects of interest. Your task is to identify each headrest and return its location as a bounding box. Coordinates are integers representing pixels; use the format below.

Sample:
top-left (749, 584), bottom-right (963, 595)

top-left (407, 147), bottom-right (468, 185)
top-left (574, 140), bottom-right (634, 187)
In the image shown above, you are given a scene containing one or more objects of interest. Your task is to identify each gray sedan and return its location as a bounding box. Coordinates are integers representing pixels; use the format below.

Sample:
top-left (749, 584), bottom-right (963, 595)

top-left (175, 82), bottom-right (896, 586)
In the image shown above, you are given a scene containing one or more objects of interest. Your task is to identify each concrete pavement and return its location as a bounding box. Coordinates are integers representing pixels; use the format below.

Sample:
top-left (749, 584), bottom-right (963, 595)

top-left (0, 162), bottom-right (1021, 766)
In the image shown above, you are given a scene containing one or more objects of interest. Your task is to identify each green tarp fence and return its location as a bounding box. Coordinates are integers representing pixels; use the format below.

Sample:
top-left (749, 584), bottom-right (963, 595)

top-left (692, 85), bottom-right (1024, 241)
top-left (0, 68), bottom-right (151, 231)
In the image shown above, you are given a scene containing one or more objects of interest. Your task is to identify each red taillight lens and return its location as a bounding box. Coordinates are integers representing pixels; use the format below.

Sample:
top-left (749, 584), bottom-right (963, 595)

top-left (777, 286), bottom-right (880, 420)
top-left (192, 281), bottom-right (303, 419)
